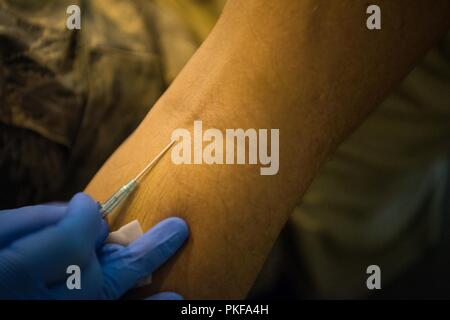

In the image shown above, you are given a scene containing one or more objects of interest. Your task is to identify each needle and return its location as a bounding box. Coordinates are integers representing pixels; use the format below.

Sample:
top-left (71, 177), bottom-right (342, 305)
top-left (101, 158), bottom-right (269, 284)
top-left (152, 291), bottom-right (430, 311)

top-left (99, 139), bottom-right (175, 217)
top-left (134, 139), bottom-right (175, 182)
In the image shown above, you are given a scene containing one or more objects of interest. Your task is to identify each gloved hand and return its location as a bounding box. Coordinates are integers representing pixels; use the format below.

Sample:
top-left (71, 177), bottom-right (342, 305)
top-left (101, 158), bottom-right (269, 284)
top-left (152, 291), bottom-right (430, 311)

top-left (0, 193), bottom-right (189, 300)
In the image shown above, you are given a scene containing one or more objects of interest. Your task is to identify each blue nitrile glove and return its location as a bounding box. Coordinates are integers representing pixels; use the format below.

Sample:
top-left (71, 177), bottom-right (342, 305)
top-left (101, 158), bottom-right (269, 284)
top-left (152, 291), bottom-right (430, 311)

top-left (0, 193), bottom-right (189, 300)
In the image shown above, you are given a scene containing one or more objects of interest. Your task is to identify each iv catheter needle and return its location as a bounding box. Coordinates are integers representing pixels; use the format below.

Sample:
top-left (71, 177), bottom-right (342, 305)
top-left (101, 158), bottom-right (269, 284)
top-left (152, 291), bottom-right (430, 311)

top-left (100, 139), bottom-right (176, 217)
top-left (134, 139), bottom-right (176, 182)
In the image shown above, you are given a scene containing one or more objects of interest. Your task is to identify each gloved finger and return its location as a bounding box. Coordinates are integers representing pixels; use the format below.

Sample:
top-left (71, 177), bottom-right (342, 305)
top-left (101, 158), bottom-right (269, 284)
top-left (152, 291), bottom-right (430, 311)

top-left (146, 292), bottom-right (184, 300)
top-left (48, 254), bottom-right (103, 300)
top-left (127, 217), bottom-right (189, 272)
top-left (0, 249), bottom-right (53, 300)
top-left (8, 193), bottom-right (102, 284)
top-left (99, 243), bottom-right (124, 256)
top-left (100, 217), bottom-right (189, 299)
top-left (0, 204), bottom-right (67, 248)
top-left (96, 219), bottom-right (109, 250)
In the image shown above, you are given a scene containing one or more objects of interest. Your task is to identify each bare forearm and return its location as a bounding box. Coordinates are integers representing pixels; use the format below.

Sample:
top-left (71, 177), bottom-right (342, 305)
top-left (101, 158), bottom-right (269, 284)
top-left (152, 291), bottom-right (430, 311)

top-left (86, 0), bottom-right (450, 298)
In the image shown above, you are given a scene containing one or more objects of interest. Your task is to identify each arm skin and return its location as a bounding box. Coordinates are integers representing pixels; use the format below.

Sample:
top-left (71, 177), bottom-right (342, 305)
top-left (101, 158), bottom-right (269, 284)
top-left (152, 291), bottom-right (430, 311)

top-left (85, 0), bottom-right (450, 299)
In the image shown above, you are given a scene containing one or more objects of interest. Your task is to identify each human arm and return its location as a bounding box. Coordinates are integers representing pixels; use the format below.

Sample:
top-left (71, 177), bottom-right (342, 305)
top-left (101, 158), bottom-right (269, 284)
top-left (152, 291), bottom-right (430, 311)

top-left (85, 0), bottom-right (450, 299)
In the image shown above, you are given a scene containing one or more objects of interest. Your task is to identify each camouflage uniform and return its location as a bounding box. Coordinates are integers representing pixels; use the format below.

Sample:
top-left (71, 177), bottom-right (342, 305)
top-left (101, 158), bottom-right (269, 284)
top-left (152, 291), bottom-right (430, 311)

top-left (0, 0), bottom-right (222, 208)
